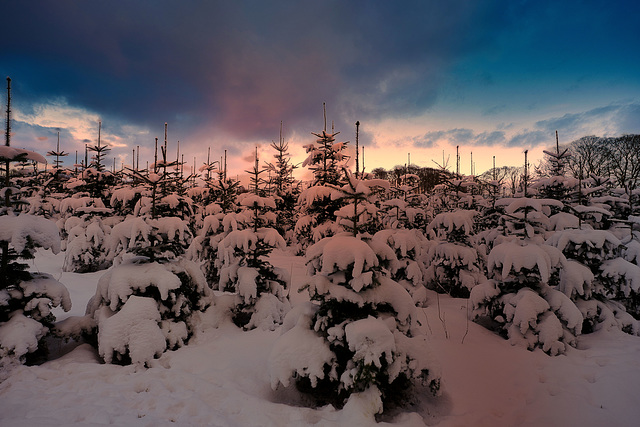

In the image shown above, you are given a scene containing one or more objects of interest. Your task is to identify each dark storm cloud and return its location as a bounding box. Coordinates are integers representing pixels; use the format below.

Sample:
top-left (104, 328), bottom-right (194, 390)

top-left (0, 0), bottom-right (509, 151)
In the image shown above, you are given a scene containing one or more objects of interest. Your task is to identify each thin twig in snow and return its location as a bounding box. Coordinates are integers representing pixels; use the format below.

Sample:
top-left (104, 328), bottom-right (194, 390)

top-left (461, 298), bottom-right (470, 344)
top-left (436, 292), bottom-right (449, 339)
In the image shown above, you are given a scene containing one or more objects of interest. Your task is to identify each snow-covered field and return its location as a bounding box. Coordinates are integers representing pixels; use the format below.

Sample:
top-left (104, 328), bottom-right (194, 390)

top-left (1, 248), bottom-right (640, 426)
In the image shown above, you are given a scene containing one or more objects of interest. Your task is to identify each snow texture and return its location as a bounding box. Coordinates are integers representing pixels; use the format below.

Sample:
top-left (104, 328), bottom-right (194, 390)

top-left (89, 262), bottom-right (182, 312)
top-left (307, 235), bottom-right (378, 280)
top-left (0, 312), bottom-right (48, 361)
top-left (269, 304), bottom-right (335, 389)
top-left (488, 241), bottom-right (565, 283)
top-left (0, 214), bottom-right (61, 254)
top-left (344, 316), bottom-right (395, 369)
top-left (0, 146), bottom-right (46, 163)
top-left (96, 296), bottom-right (166, 365)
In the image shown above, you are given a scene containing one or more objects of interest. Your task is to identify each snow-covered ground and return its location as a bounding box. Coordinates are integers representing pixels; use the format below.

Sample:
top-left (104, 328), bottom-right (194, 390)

top-left (1, 249), bottom-right (640, 426)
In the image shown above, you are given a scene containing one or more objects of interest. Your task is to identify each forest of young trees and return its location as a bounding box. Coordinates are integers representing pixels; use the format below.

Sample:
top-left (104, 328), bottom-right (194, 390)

top-left (2, 106), bottom-right (640, 412)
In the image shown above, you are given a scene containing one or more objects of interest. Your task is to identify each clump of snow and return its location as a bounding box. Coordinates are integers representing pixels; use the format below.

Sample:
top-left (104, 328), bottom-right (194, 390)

top-left (488, 241), bottom-right (565, 284)
top-left (549, 212), bottom-right (580, 231)
top-left (0, 214), bottom-right (61, 254)
top-left (558, 260), bottom-right (595, 298)
top-left (96, 296), bottom-right (166, 365)
top-left (0, 146), bottom-right (46, 163)
top-left (269, 304), bottom-right (335, 389)
top-left (345, 316), bottom-right (395, 369)
top-left (600, 258), bottom-right (640, 297)
top-left (427, 210), bottom-right (477, 238)
top-left (307, 235), bottom-right (378, 280)
top-left (20, 273), bottom-right (72, 317)
top-left (0, 312), bottom-right (48, 365)
top-left (547, 229), bottom-right (622, 257)
top-left (88, 262), bottom-right (182, 312)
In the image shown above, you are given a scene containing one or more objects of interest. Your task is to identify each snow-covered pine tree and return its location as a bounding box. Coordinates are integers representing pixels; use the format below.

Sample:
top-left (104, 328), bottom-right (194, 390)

top-left (370, 228), bottom-right (430, 306)
top-left (294, 126), bottom-right (349, 251)
top-left (379, 172), bottom-right (429, 231)
top-left (0, 215), bottom-right (71, 370)
top-left (331, 168), bottom-right (388, 237)
top-left (471, 240), bottom-right (583, 355)
top-left (82, 212), bottom-right (211, 366)
top-left (216, 187), bottom-right (290, 330)
top-left (187, 205), bottom-right (232, 288)
top-left (62, 205), bottom-right (113, 273)
top-left (80, 141), bottom-right (210, 365)
top-left (265, 125), bottom-right (300, 241)
top-left (424, 209), bottom-right (483, 298)
top-left (269, 170), bottom-right (439, 412)
top-left (269, 233), bottom-right (440, 411)
top-left (471, 196), bottom-right (583, 355)
top-left (0, 144), bottom-right (71, 370)
top-left (82, 122), bottom-right (116, 204)
top-left (547, 228), bottom-right (640, 334)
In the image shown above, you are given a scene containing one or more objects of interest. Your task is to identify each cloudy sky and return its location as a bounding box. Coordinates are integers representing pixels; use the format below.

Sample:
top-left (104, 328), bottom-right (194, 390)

top-left (1, 0), bottom-right (639, 179)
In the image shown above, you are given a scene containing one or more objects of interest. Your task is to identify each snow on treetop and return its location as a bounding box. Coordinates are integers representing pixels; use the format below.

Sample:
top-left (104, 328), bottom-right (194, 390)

top-left (496, 197), bottom-right (563, 214)
top-left (559, 260), bottom-right (594, 298)
top-left (307, 235), bottom-right (378, 278)
top-left (428, 242), bottom-right (478, 268)
top-left (333, 176), bottom-right (390, 197)
top-left (381, 198), bottom-right (408, 209)
top-left (345, 316), bottom-right (395, 369)
top-left (0, 146), bottom-right (46, 163)
top-left (506, 288), bottom-right (550, 335)
top-left (546, 229), bottom-right (622, 253)
top-left (161, 194), bottom-right (189, 209)
top-left (600, 258), bottom-right (640, 297)
top-left (91, 262), bottom-right (182, 311)
top-left (204, 203), bottom-right (223, 216)
top-left (571, 204), bottom-right (612, 218)
top-left (110, 186), bottom-right (143, 207)
top-left (298, 185), bottom-right (336, 208)
top-left (63, 178), bottom-right (87, 190)
top-left (200, 215), bottom-right (221, 235)
top-left (549, 212), bottom-right (580, 231)
top-left (218, 227), bottom-right (286, 256)
top-left (238, 193), bottom-right (277, 208)
top-left (488, 242), bottom-right (565, 283)
top-left (0, 214), bottom-right (61, 254)
top-left (332, 142), bottom-right (347, 152)
top-left (371, 229), bottom-right (421, 258)
top-left (148, 172), bottom-right (163, 183)
top-left (533, 175), bottom-right (579, 189)
top-left (427, 210), bottom-right (478, 235)
top-left (154, 217), bottom-right (192, 242)
top-left (20, 273), bottom-right (72, 313)
top-left (309, 273), bottom-right (415, 323)
top-left (60, 197), bottom-right (106, 213)
top-left (257, 228), bottom-right (286, 249)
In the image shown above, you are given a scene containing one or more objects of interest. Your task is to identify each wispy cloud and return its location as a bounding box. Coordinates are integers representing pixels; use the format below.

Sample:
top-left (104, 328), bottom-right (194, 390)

top-left (409, 102), bottom-right (640, 151)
